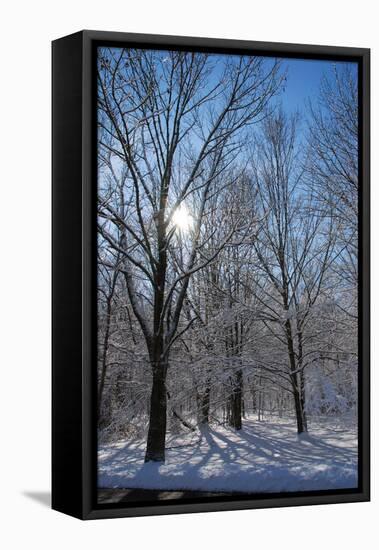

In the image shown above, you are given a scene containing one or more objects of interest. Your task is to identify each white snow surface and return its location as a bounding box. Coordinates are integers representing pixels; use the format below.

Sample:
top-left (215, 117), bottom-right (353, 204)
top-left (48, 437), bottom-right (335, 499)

top-left (98, 418), bottom-right (358, 493)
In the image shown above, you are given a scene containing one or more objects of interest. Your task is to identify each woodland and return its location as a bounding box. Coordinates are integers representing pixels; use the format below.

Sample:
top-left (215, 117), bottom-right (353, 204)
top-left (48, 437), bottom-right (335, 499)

top-left (96, 47), bottom-right (358, 492)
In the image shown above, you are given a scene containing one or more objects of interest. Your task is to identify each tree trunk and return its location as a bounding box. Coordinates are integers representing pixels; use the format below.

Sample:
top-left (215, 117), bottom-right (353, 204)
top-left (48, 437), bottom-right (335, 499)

top-left (297, 328), bottom-right (308, 431)
top-left (98, 299), bottom-right (112, 419)
top-left (285, 319), bottom-right (307, 434)
top-left (198, 380), bottom-right (211, 425)
top-left (252, 384), bottom-right (257, 414)
top-left (145, 364), bottom-right (167, 462)
top-left (291, 380), bottom-right (307, 434)
top-left (299, 370), bottom-right (308, 432)
top-left (228, 369), bottom-right (243, 430)
top-left (293, 386), bottom-right (305, 433)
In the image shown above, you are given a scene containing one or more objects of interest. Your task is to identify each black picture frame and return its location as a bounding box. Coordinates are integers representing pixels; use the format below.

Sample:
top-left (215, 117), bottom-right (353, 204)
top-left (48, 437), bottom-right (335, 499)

top-left (52, 30), bottom-right (370, 520)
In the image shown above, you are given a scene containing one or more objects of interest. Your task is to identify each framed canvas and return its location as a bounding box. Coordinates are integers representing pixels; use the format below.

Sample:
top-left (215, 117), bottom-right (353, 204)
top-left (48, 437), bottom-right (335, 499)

top-left (52, 30), bottom-right (370, 520)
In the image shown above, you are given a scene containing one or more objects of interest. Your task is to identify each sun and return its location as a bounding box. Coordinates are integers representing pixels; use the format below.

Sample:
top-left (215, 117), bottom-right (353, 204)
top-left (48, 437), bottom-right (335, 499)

top-left (172, 205), bottom-right (193, 232)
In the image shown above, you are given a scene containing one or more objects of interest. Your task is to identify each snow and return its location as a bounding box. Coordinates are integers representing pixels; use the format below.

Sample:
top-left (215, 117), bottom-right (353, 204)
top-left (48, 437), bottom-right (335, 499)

top-left (98, 418), bottom-right (358, 493)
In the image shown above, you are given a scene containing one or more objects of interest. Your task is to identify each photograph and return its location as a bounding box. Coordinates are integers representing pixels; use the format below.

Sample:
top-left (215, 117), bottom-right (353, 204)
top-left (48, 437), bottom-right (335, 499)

top-left (1, 0), bottom-right (376, 544)
top-left (96, 44), bottom-right (361, 505)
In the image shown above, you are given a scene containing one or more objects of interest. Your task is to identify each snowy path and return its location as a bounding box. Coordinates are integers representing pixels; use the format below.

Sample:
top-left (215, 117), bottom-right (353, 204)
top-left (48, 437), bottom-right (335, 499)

top-left (98, 418), bottom-right (358, 494)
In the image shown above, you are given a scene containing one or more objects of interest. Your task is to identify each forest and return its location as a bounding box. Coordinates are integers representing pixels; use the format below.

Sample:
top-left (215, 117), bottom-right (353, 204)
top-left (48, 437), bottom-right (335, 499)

top-left (96, 47), bottom-right (358, 497)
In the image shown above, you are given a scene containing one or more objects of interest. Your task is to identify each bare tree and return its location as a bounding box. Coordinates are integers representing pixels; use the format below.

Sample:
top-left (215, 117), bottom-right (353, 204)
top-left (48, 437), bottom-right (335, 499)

top-left (306, 64), bottom-right (358, 293)
top-left (250, 109), bottom-right (337, 433)
top-left (97, 260), bottom-right (119, 417)
top-left (97, 48), bottom-right (283, 461)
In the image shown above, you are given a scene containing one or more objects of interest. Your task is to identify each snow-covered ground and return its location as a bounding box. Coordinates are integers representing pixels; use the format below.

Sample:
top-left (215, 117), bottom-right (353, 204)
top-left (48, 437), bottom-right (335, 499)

top-left (98, 418), bottom-right (358, 493)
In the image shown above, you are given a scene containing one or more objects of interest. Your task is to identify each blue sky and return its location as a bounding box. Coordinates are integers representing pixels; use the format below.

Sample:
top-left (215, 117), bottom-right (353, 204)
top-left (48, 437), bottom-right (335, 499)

top-left (280, 58), bottom-right (357, 114)
top-left (99, 46), bottom-right (357, 119)
top-left (98, 47), bottom-right (358, 158)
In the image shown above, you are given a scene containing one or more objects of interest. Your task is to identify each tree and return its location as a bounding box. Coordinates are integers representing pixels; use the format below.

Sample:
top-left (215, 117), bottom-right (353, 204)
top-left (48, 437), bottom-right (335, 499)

top-left (97, 47), bottom-right (283, 461)
top-left (250, 109), bottom-right (336, 433)
top-left (306, 64), bottom-right (358, 294)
